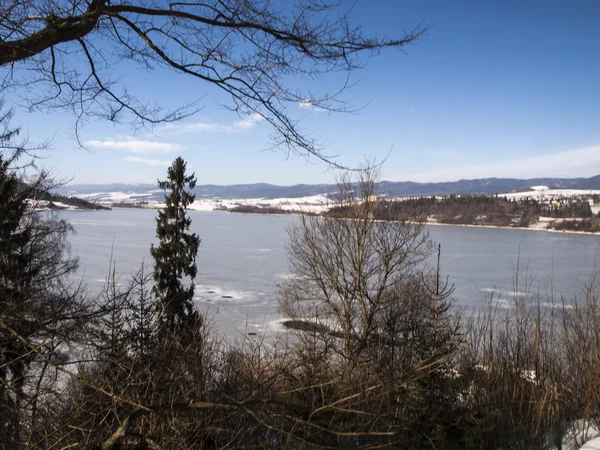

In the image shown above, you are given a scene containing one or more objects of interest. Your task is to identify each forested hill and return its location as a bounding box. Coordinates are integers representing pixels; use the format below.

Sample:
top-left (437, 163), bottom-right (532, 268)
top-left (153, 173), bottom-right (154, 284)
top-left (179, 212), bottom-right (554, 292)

top-left (55, 175), bottom-right (600, 201)
top-left (36, 190), bottom-right (110, 210)
top-left (45, 192), bottom-right (110, 210)
top-left (328, 195), bottom-right (598, 229)
top-left (19, 180), bottom-right (110, 210)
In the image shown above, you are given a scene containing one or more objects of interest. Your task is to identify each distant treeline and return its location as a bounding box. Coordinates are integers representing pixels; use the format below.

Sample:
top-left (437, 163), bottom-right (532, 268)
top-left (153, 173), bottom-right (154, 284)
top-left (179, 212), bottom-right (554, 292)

top-left (550, 216), bottom-right (600, 233)
top-left (226, 204), bottom-right (316, 216)
top-left (227, 204), bottom-right (287, 214)
top-left (111, 201), bottom-right (149, 209)
top-left (328, 195), bottom-right (596, 228)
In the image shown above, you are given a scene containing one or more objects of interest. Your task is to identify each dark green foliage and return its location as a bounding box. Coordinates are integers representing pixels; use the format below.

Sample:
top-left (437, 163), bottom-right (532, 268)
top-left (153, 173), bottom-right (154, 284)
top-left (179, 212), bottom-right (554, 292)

top-left (151, 157), bottom-right (201, 339)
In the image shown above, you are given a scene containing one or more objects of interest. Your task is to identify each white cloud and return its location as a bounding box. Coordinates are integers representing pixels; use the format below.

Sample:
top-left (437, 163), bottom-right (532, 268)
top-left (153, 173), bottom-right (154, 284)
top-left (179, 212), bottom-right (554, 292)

top-left (398, 145), bottom-right (600, 182)
top-left (234, 113), bottom-right (263, 129)
top-left (162, 113), bottom-right (263, 134)
top-left (124, 156), bottom-right (172, 167)
top-left (86, 138), bottom-right (182, 154)
top-left (298, 100), bottom-right (326, 113)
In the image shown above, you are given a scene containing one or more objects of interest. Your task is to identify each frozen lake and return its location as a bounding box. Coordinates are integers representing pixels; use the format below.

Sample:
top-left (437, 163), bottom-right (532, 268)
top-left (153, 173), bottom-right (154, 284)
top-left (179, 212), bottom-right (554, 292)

top-left (62, 209), bottom-right (600, 339)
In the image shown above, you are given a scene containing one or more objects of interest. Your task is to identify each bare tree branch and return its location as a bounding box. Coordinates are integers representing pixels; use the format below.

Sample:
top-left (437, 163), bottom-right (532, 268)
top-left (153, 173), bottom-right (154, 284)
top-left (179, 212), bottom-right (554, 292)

top-left (0, 0), bottom-right (427, 165)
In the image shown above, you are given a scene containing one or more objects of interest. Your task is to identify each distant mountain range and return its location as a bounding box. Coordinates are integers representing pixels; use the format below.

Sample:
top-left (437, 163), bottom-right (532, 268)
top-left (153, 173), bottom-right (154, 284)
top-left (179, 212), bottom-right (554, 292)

top-left (54, 175), bottom-right (600, 203)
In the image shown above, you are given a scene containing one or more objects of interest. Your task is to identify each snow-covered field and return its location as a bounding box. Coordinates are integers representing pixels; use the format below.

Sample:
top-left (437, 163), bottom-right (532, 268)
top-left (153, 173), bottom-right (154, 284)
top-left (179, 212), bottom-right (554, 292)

top-left (502, 187), bottom-right (600, 201)
top-left (581, 437), bottom-right (600, 450)
top-left (386, 186), bottom-right (600, 205)
top-left (79, 190), bottom-right (333, 214)
top-left (188, 194), bottom-right (332, 214)
top-left (26, 199), bottom-right (79, 211)
top-left (65, 185), bottom-right (600, 217)
top-left (76, 189), bottom-right (163, 204)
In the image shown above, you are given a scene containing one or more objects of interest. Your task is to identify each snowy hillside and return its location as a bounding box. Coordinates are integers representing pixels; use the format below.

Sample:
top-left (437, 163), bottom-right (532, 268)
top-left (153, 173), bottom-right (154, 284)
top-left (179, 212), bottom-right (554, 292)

top-left (75, 189), bottom-right (332, 214)
top-left (54, 175), bottom-right (600, 202)
top-left (54, 177), bottom-right (600, 215)
top-left (503, 187), bottom-right (600, 201)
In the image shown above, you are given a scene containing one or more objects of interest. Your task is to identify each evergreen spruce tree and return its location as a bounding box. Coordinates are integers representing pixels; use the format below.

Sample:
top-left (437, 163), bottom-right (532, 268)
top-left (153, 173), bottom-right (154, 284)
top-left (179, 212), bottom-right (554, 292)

top-left (151, 157), bottom-right (201, 339)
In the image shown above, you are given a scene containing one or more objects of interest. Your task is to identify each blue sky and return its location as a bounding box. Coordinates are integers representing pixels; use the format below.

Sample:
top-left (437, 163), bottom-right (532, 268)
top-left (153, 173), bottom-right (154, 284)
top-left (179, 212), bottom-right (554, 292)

top-left (6, 0), bottom-right (600, 186)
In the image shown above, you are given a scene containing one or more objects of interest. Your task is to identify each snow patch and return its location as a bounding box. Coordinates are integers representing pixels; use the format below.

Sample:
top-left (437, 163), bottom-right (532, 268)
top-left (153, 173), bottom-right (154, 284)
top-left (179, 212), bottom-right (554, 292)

top-left (503, 189), bottom-right (600, 201)
top-left (561, 421), bottom-right (600, 450)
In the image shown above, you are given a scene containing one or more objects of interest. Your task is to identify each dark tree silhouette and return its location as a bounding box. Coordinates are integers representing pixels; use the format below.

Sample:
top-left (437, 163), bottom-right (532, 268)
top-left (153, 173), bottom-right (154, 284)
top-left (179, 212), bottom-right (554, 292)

top-left (0, 105), bottom-right (84, 446)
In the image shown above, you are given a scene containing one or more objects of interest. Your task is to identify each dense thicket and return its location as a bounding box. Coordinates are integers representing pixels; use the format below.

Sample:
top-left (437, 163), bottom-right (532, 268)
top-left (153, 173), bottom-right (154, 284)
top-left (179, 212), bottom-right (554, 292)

top-left (550, 216), bottom-right (600, 232)
top-left (0, 108), bottom-right (92, 447)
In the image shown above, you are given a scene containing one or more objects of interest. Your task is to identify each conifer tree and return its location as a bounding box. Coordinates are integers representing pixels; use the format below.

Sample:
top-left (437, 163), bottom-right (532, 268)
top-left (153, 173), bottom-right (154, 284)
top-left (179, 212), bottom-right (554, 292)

top-left (126, 263), bottom-right (156, 358)
top-left (0, 106), bottom-right (81, 444)
top-left (151, 157), bottom-right (201, 339)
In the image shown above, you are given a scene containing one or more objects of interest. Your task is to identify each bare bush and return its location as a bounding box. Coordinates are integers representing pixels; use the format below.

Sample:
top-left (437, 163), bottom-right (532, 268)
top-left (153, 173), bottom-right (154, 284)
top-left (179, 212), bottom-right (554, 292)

top-left (460, 266), bottom-right (600, 449)
top-left (278, 167), bottom-right (472, 448)
top-left (280, 168), bottom-right (433, 368)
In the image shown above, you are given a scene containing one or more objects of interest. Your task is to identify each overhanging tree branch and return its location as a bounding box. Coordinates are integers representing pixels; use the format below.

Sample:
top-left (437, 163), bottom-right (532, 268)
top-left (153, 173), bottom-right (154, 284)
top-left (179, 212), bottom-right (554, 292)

top-left (0, 0), bottom-right (427, 165)
top-left (0, 0), bottom-right (108, 64)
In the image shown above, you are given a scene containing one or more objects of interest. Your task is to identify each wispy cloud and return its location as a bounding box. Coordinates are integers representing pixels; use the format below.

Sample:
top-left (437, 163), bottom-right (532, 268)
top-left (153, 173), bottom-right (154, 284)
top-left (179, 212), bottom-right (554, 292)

top-left (86, 138), bottom-right (182, 154)
top-left (124, 156), bottom-right (172, 167)
top-left (162, 113), bottom-right (263, 134)
top-left (399, 145), bottom-right (600, 182)
top-left (298, 100), bottom-right (326, 113)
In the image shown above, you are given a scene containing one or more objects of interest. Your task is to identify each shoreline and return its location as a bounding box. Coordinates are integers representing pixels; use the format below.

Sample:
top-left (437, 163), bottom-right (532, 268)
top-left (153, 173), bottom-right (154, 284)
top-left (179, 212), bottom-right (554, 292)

top-left (91, 204), bottom-right (600, 236)
top-left (421, 220), bottom-right (600, 236)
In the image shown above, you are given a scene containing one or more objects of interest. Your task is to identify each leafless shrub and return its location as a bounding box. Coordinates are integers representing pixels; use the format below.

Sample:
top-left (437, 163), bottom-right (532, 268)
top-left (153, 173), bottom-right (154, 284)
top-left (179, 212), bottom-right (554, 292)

top-left (277, 167), bottom-right (472, 448)
top-left (460, 263), bottom-right (600, 449)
